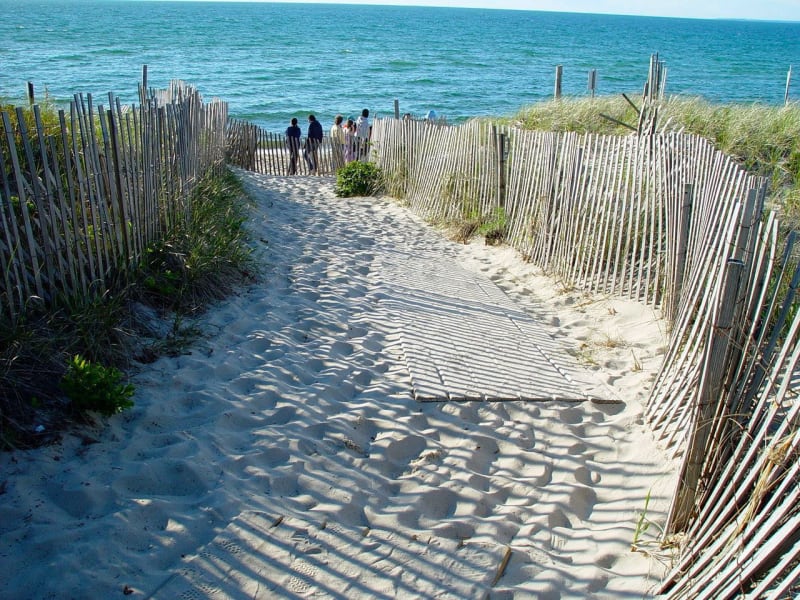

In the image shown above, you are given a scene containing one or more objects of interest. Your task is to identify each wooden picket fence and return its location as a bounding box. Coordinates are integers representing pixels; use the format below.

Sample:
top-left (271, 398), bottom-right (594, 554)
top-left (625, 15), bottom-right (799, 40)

top-left (0, 82), bottom-right (229, 322)
top-left (364, 116), bottom-right (798, 597)
top-left (225, 118), bottom-right (369, 177)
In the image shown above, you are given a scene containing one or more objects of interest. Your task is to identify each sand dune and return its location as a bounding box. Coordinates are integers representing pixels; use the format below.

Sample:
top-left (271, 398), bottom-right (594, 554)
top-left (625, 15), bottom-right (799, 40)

top-left (0, 172), bottom-right (675, 599)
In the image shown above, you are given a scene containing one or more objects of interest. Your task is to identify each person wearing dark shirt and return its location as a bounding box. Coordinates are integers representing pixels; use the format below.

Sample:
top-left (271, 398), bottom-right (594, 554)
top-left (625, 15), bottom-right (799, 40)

top-left (304, 114), bottom-right (324, 174)
top-left (285, 117), bottom-right (302, 175)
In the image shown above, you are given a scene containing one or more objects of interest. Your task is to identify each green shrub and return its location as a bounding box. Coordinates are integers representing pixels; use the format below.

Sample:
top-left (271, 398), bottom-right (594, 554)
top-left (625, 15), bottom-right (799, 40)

top-left (477, 206), bottom-right (509, 245)
top-left (60, 354), bottom-right (134, 416)
top-left (334, 161), bottom-right (383, 197)
top-left (138, 168), bottom-right (254, 311)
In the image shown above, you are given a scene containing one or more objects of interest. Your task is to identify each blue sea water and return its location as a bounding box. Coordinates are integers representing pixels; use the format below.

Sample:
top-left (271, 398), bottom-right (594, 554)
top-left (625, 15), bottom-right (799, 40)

top-left (1, 1), bottom-right (799, 132)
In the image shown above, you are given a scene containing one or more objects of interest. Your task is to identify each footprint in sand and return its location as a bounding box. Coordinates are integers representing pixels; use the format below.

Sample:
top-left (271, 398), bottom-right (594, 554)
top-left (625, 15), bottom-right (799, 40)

top-left (264, 405), bottom-right (297, 425)
top-left (569, 485), bottom-right (598, 520)
top-left (595, 554), bottom-right (616, 569)
top-left (330, 340), bottom-right (354, 356)
top-left (212, 361), bottom-right (242, 381)
top-left (226, 374), bottom-right (260, 395)
top-left (347, 326), bottom-right (368, 339)
top-left (594, 401), bottom-right (625, 416)
top-left (465, 436), bottom-right (500, 474)
top-left (548, 507), bottom-right (573, 529)
top-left (467, 473), bottom-right (491, 491)
top-left (259, 446), bottom-right (292, 467)
top-left (385, 434), bottom-right (427, 463)
top-left (305, 358), bottom-right (330, 374)
top-left (573, 466), bottom-right (601, 485)
top-left (351, 369), bottom-right (373, 386)
top-left (291, 363), bottom-right (321, 386)
top-left (44, 481), bottom-right (116, 519)
top-left (323, 502), bottom-right (368, 527)
top-left (270, 472), bottom-right (300, 496)
top-left (432, 520), bottom-right (475, 541)
top-left (114, 460), bottom-right (209, 497)
top-left (248, 388), bottom-right (280, 411)
top-left (350, 415), bottom-right (378, 437)
top-left (567, 442), bottom-right (587, 456)
top-left (448, 403), bottom-right (482, 425)
top-left (560, 406), bottom-right (584, 425)
top-left (298, 288), bottom-right (320, 302)
top-left (214, 410), bottom-right (264, 432)
top-left (418, 487), bottom-right (458, 520)
top-left (589, 411), bottom-right (606, 424)
top-left (346, 284), bottom-right (369, 298)
top-left (508, 423), bottom-right (536, 450)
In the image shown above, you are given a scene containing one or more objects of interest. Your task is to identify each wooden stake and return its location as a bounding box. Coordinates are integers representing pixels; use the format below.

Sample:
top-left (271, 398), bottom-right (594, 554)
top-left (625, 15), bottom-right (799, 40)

top-left (667, 258), bottom-right (744, 534)
top-left (554, 65), bottom-right (563, 100)
top-left (785, 65), bottom-right (792, 105)
top-left (492, 546), bottom-right (512, 586)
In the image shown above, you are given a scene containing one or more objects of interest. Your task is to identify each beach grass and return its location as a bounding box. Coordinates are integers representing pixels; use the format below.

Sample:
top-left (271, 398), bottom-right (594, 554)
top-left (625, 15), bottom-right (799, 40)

top-left (505, 95), bottom-right (800, 229)
top-left (0, 167), bottom-right (255, 449)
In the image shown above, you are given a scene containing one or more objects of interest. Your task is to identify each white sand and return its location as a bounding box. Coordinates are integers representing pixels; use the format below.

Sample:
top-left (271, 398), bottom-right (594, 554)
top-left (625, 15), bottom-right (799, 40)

top-left (0, 172), bottom-right (676, 599)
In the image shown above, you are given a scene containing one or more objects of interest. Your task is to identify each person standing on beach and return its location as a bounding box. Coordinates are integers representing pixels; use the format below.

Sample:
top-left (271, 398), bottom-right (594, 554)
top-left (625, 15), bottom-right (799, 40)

top-left (343, 118), bottom-right (356, 164)
top-left (304, 114), bottom-right (324, 174)
top-left (355, 108), bottom-right (371, 161)
top-left (285, 117), bottom-right (302, 175)
top-left (330, 114), bottom-right (345, 171)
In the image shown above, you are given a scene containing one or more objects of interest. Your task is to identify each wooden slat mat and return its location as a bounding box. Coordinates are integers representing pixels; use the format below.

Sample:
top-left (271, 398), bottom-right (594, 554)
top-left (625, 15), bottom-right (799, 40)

top-left (374, 252), bottom-right (614, 402)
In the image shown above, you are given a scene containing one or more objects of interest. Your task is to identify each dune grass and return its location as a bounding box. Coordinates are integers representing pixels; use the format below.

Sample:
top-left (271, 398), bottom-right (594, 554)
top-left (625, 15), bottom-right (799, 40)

top-left (0, 168), bottom-right (255, 449)
top-left (504, 95), bottom-right (800, 229)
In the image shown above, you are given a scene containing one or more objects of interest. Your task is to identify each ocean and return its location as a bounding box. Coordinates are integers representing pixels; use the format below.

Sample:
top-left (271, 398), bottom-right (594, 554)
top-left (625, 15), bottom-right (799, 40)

top-left (2, 1), bottom-right (799, 132)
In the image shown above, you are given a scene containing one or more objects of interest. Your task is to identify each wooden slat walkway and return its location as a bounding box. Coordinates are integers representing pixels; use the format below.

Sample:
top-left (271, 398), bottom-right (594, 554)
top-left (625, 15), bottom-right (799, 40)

top-left (372, 251), bottom-right (614, 403)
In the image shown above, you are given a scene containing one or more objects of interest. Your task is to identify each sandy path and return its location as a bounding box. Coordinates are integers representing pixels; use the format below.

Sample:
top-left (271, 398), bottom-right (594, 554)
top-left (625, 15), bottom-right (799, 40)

top-left (0, 172), bottom-right (675, 599)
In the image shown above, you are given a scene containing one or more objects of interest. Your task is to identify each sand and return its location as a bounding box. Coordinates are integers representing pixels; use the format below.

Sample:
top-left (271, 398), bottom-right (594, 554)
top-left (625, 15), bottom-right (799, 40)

top-left (0, 171), bottom-right (676, 599)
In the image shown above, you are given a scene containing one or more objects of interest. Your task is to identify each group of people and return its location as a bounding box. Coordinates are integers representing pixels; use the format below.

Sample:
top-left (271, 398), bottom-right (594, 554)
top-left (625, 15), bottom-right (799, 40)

top-left (285, 109), bottom-right (372, 175)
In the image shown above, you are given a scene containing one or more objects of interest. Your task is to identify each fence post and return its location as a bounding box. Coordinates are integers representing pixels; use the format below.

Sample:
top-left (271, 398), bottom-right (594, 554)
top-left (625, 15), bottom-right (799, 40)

top-left (554, 65), bottom-right (563, 100)
top-left (106, 107), bottom-right (132, 268)
top-left (588, 69), bottom-right (597, 98)
top-left (667, 257), bottom-right (744, 534)
top-left (27, 82), bottom-right (34, 105)
top-left (394, 99), bottom-right (400, 120)
top-left (141, 65), bottom-right (148, 105)
top-left (673, 183), bottom-right (694, 316)
top-left (497, 132), bottom-right (507, 209)
top-left (785, 65), bottom-right (792, 105)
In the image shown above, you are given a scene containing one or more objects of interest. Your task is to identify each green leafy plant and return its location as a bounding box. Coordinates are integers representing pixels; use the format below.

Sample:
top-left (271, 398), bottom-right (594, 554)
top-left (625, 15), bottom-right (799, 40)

top-left (60, 354), bottom-right (134, 416)
top-left (334, 161), bottom-right (384, 197)
top-left (477, 206), bottom-right (509, 245)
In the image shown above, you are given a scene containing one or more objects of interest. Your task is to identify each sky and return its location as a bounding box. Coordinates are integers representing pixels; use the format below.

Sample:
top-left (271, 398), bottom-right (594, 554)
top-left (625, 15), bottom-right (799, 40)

top-left (162, 0), bottom-right (800, 22)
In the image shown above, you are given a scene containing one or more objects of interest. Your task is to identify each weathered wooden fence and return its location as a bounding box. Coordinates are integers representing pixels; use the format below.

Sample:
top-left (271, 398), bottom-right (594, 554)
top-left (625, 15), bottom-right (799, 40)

top-left (364, 116), bottom-right (797, 597)
top-left (0, 82), bottom-right (228, 322)
top-left (226, 118), bottom-right (369, 177)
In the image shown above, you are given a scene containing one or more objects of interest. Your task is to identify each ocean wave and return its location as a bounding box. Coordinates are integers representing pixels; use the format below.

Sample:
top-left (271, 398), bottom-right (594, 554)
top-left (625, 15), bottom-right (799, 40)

top-left (388, 60), bottom-right (419, 69)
